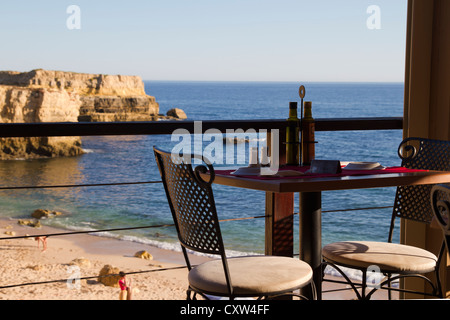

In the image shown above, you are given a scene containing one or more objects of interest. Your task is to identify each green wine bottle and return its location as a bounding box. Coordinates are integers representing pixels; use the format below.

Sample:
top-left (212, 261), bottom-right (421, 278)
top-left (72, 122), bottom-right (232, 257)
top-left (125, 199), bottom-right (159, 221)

top-left (301, 101), bottom-right (315, 166)
top-left (286, 102), bottom-right (300, 166)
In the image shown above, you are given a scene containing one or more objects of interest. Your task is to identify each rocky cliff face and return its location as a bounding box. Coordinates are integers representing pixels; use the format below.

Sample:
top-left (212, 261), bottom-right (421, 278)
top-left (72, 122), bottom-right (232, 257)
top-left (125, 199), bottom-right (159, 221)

top-left (79, 95), bottom-right (159, 122)
top-left (0, 69), bottom-right (159, 122)
top-left (0, 85), bottom-right (83, 159)
top-left (0, 69), bottom-right (160, 159)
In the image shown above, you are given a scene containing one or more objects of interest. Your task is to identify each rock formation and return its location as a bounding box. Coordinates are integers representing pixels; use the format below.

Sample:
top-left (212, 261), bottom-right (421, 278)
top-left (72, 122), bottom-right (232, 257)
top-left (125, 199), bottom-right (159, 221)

top-left (17, 219), bottom-right (41, 228)
top-left (31, 209), bottom-right (63, 219)
top-left (0, 84), bottom-right (83, 159)
top-left (0, 69), bottom-right (160, 122)
top-left (98, 264), bottom-right (121, 287)
top-left (166, 108), bottom-right (187, 119)
top-left (134, 250), bottom-right (153, 260)
top-left (0, 69), bottom-right (161, 159)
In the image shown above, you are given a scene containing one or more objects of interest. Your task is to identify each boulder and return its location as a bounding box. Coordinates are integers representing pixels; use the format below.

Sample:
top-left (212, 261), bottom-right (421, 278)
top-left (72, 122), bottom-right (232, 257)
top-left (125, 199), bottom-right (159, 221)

top-left (70, 257), bottom-right (91, 268)
top-left (166, 108), bottom-right (187, 119)
top-left (98, 264), bottom-right (121, 287)
top-left (134, 250), bottom-right (153, 260)
top-left (18, 219), bottom-right (41, 228)
top-left (31, 209), bottom-right (62, 219)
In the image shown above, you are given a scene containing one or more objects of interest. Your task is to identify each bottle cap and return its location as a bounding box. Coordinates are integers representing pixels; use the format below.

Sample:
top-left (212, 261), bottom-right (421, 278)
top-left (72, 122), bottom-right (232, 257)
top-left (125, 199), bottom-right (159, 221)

top-left (289, 102), bottom-right (297, 109)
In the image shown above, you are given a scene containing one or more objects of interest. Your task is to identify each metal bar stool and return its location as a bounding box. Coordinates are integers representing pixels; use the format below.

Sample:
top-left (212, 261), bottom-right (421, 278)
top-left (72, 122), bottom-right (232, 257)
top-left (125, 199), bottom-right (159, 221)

top-left (322, 137), bottom-right (450, 299)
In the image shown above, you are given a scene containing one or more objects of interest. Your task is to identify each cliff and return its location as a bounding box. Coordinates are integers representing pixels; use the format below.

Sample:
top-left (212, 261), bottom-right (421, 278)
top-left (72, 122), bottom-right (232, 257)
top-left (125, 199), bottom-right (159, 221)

top-left (0, 69), bottom-right (160, 159)
top-left (0, 69), bottom-right (159, 122)
top-left (0, 69), bottom-right (147, 96)
top-left (0, 85), bottom-right (83, 159)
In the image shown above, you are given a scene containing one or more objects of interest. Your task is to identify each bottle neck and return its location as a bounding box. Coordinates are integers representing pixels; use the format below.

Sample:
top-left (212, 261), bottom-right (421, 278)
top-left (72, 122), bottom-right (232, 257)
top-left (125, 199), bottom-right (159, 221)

top-left (303, 101), bottom-right (313, 120)
top-left (288, 108), bottom-right (298, 119)
top-left (288, 102), bottom-right (298, 120)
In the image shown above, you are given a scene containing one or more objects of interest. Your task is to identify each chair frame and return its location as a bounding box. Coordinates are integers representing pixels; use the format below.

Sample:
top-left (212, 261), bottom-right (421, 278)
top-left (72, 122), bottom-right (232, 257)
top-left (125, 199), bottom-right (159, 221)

top-left (154, 146), bottom-right (314, 300)
top-left (322, 137), bottom-right (450, 299)
top-left (431, 184), bottom-right (450, 262)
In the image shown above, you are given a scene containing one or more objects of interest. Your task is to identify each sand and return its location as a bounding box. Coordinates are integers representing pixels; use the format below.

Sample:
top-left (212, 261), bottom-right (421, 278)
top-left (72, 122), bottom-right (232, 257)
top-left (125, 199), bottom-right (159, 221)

top-left (0, 218), bottom-right (397, 301)
top-left (0, 218), bottom-right (204, 300)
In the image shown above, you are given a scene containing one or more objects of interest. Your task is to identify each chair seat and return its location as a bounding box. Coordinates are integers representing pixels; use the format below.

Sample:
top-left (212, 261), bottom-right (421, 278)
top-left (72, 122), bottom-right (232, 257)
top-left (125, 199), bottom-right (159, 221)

top-left (322, 241), bottom-right (438, 274)
top-left (188, 256), bottom-right (313, 297)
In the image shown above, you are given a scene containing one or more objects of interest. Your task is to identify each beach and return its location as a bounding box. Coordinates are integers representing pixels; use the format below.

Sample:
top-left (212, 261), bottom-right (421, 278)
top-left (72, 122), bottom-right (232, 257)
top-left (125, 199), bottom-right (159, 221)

top-left (0, 218), bottom-right (398, 301)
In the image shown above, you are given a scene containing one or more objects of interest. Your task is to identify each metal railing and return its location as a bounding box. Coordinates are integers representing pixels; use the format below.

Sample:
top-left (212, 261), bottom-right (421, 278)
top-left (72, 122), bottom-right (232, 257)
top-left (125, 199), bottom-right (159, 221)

top-left (0, 117), bottom-right (402, 137)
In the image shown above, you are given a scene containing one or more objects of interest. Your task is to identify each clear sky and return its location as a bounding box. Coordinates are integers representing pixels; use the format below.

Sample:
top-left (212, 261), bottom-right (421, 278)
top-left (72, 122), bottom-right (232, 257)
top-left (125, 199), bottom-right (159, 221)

top-left (0, 0), bottom-right (407, 82)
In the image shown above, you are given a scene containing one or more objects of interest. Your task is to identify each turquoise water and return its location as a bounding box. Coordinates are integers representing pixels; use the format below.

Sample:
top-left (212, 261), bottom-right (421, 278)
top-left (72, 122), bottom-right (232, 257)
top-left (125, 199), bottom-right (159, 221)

top-left (0, 81), bottom-right (404, 255)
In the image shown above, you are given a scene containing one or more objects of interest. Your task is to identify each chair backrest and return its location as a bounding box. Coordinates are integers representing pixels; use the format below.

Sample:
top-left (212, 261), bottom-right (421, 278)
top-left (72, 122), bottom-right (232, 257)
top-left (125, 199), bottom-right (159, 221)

top-left (431, 184), bottom-right (450, 253)
top-left (389, 137), bottom-right (450, 241)
top-left (154, 146), bottom-right (236, 296)
top-left (153, 146), bottom-right (226, 258)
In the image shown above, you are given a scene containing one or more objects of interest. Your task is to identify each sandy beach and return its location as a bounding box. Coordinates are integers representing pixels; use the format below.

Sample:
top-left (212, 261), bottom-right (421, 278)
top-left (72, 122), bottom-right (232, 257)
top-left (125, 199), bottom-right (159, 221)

top-left (0, 217), bottom-right (396, 301)
top-left (0, 218), bottom-right (202, 300)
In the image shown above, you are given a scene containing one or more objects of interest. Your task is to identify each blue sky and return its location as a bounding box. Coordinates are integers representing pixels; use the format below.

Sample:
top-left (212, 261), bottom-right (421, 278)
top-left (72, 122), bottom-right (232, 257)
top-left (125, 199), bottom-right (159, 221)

top-left (0, 0), bottom-right (407, 82)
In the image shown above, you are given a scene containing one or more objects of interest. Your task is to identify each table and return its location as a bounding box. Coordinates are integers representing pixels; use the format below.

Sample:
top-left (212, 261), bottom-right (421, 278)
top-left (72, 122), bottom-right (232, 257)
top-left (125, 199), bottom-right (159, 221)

top-left (204, 166), bottom-right (450, 299)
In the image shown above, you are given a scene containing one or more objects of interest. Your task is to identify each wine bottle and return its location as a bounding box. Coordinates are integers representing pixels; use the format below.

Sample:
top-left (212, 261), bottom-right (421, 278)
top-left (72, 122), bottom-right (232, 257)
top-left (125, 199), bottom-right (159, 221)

top-left (286, 102), bottom-right (300, 166)
top-left (301, 101), bottom-right (315, 166)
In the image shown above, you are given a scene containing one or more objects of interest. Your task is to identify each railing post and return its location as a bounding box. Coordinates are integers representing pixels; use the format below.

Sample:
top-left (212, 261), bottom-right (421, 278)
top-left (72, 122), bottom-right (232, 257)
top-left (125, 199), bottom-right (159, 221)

top-left (265, 192), bottom-right (294, 257)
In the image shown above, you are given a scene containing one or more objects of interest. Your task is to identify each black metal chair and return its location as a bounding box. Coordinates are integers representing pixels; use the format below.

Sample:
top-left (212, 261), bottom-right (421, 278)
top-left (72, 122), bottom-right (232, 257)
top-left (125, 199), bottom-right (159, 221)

top-left (154, 146), bottom-right (315, 300)
top-left (431, 184), bottom-right (450, 256)
top-left (322, 137), bottom-right (450, 299)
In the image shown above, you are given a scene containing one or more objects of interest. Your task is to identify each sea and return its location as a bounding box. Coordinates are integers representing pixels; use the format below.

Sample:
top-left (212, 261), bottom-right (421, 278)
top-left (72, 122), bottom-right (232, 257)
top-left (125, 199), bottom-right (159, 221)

top-left (0, 81), bottom-right (405, 261)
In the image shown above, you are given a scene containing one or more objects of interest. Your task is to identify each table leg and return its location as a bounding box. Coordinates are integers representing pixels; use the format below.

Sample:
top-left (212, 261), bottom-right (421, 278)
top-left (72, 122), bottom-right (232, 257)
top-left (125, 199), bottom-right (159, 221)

top-left (299, 191), bottom-right (322, 300)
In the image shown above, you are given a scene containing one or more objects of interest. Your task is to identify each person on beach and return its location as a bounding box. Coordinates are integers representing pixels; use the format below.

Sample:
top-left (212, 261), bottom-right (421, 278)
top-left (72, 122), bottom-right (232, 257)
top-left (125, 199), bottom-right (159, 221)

top-left (34, 236), bottom-right (47, 252)
top-left (118, 271), bottom-right (132, 300)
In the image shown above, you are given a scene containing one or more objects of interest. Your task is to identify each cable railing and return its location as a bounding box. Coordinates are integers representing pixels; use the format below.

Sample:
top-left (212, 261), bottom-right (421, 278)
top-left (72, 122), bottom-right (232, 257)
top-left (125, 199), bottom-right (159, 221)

top-left (0, 117), bottom-right (402, 290)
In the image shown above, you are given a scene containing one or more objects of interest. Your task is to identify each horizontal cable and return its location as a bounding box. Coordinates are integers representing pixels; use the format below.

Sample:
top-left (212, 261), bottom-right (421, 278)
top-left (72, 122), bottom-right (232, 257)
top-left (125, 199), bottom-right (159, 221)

top-left (0, 223), bottom-right (176, 241)
top-left (0, 215), bottom-right (268, 241)
top-left (0, 265), bottom-right (189, 290)
top-left (290, 206), bottom-right (393, 216)
top-left (321, 205), bottom-right (393, 213)
top-left (219, 215), bottom-right (266, 222)
top-left (0, 180), bottom-right (162, 190)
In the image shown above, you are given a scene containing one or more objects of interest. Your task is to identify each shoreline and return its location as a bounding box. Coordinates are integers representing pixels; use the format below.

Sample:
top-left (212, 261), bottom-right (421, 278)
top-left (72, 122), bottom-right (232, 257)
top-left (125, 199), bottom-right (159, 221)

top-left (0, 217), bottom-right (396, 300)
